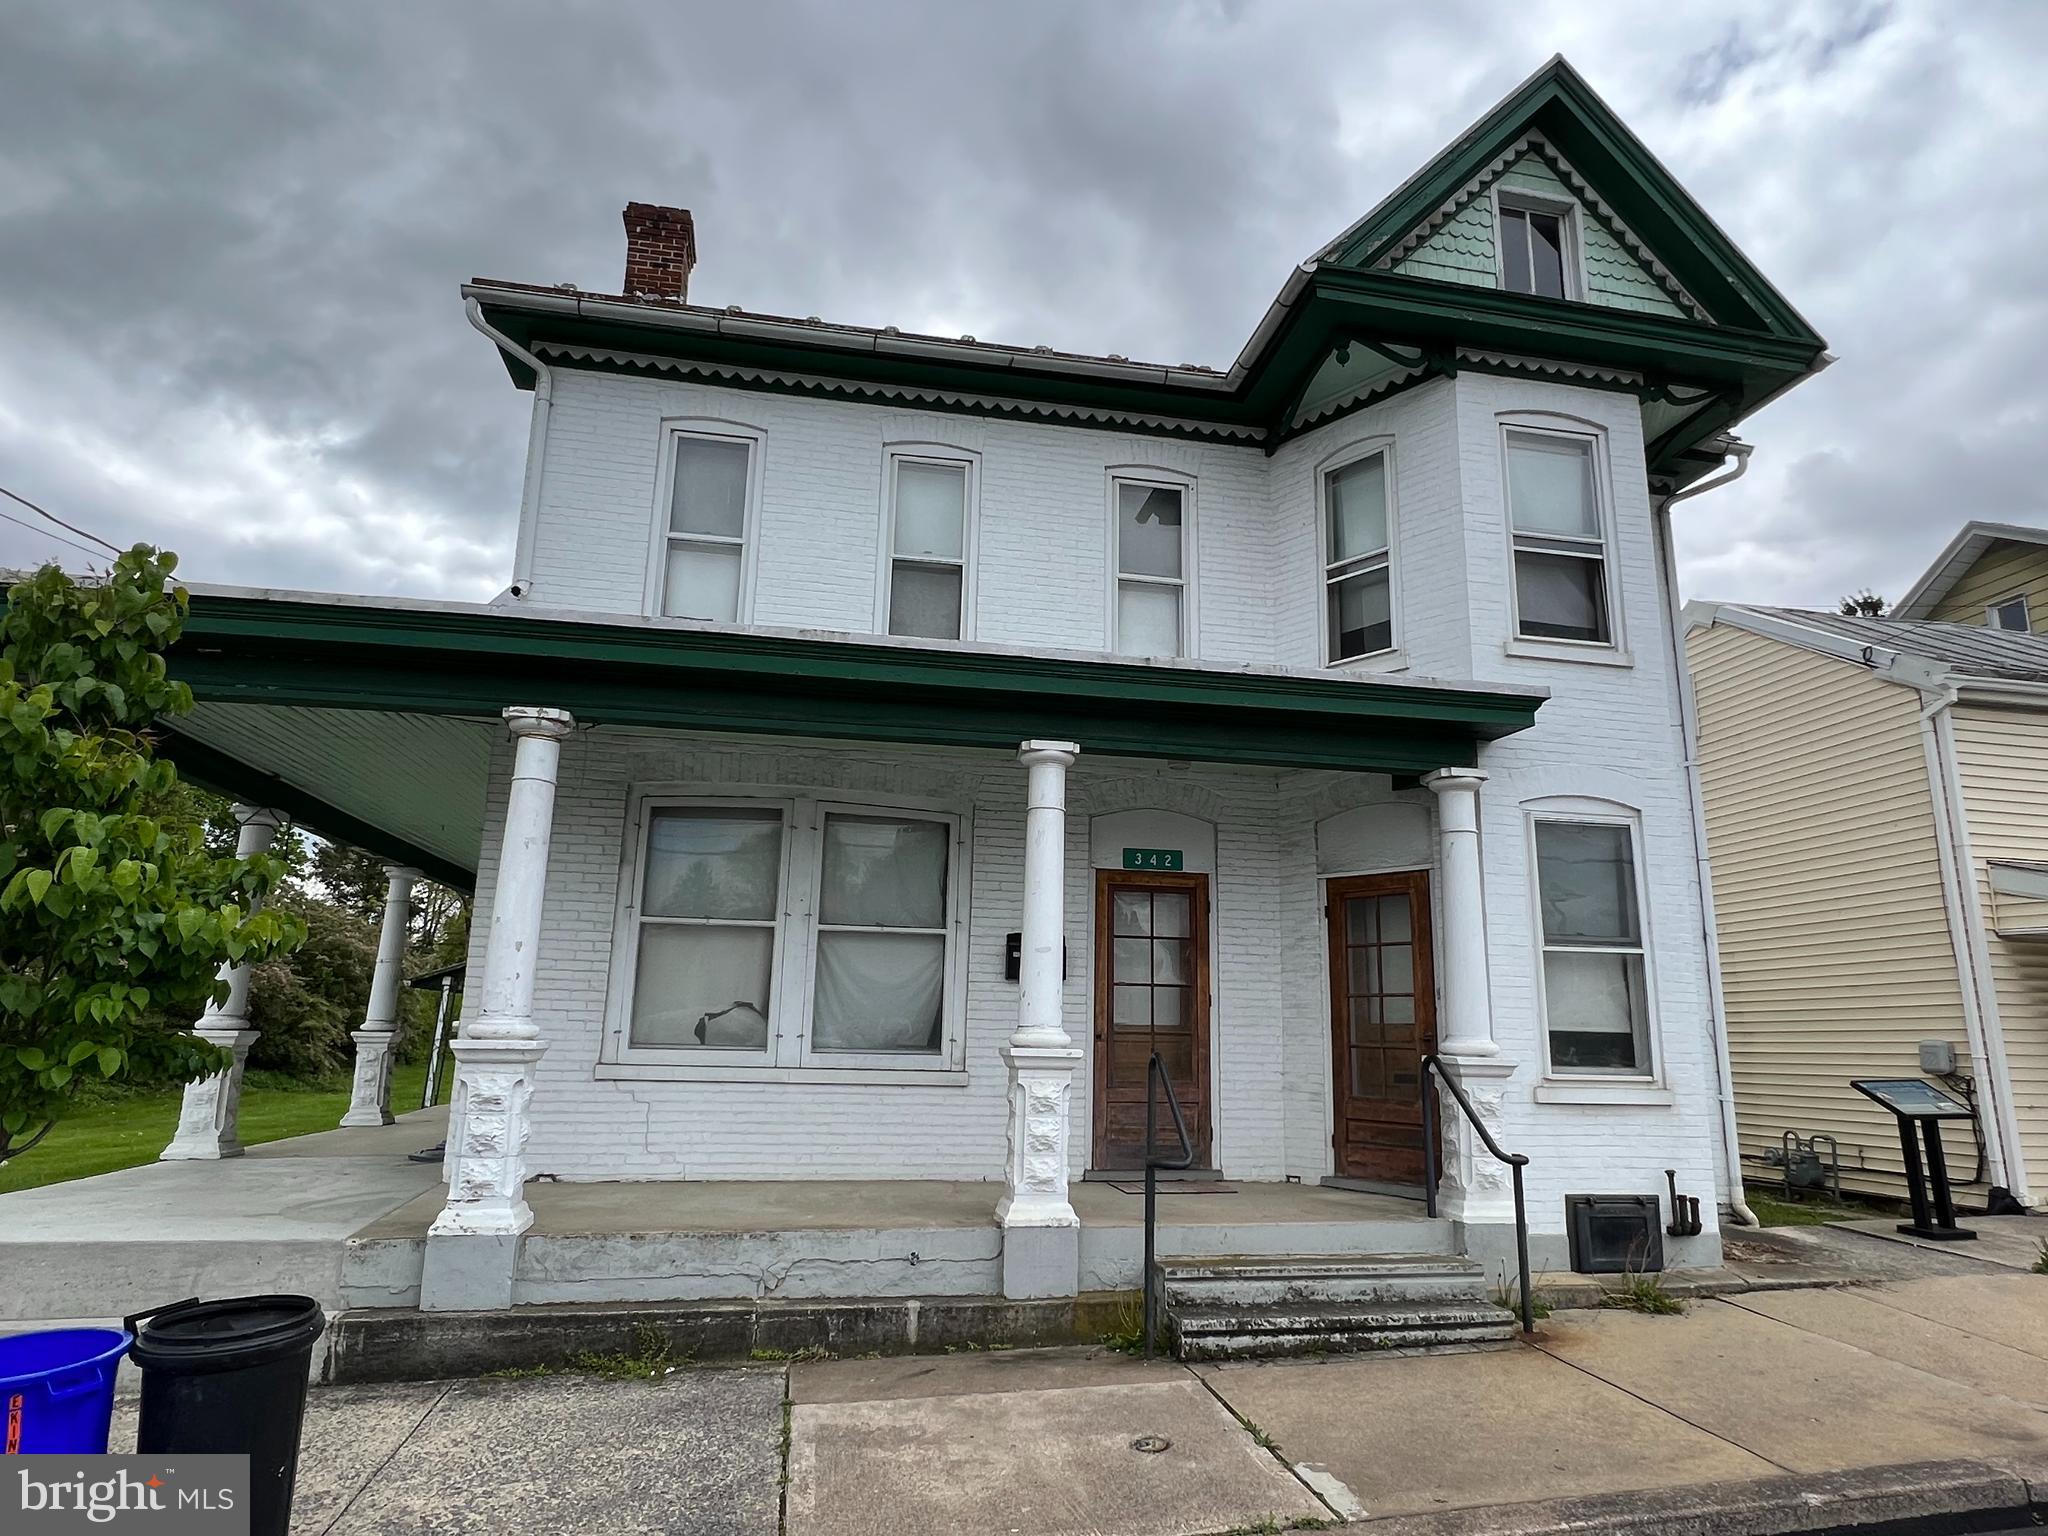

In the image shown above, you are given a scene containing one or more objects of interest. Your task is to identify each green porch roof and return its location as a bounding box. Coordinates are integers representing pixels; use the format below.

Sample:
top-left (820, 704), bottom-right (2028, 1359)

top-left (161, 589), bottom-right (1547, 887)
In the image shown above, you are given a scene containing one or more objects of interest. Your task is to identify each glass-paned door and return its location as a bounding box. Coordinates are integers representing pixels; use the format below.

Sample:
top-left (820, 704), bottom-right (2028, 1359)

top-left (1092, 870), bottom-right (1211, 1169)
top-left (1327, 870), bottom-right (1437, 1184)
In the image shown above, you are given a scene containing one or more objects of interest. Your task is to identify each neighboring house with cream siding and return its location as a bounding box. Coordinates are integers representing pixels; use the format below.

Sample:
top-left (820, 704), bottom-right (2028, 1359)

top-left (146, 58), bottom-right (1836, 1321)
top-left (1896, 521), bottom-right (2048, 635)
top-left (1686, 603), bottom-right (2048, 1210)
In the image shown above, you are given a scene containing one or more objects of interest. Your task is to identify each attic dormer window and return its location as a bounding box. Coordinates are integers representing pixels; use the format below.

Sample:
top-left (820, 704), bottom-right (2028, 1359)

top-left (1499, 200), bottom-right (1570, 300)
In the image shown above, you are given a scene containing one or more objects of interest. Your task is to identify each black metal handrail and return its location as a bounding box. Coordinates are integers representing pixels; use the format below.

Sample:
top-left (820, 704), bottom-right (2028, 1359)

top-left (1142, 1050), bottom-right (1195, 1359)
top-left (1419, 1052), bottom-right (1535, 1335)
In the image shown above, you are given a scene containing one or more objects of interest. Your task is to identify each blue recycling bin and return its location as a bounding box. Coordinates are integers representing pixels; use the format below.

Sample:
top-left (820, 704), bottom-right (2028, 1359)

top-left (0, 1327), bottom-right (131, 1453)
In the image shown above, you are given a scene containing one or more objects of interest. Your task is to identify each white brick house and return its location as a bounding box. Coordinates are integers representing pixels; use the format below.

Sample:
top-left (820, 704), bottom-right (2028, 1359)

top-left (161, 58), bottom-right (1828, 1314)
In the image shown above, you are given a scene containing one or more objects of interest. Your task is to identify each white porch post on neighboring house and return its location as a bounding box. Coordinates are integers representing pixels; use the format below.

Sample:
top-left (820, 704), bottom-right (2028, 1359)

top-left (1422, 768), bottom-right (1517, 1231)
top-left (997, 739), bottom-right (1084, 1300)
top-left (420, 706), bottom-right (573, 1311)
top-left (161, 806), bottom-right (286, 1161)
top-left (340, 865), bottom-right (422, 1128)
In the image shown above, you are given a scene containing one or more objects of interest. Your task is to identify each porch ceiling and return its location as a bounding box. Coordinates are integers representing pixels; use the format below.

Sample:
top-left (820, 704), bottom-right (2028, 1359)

top-left (166, 705), bottom-right (496, 890)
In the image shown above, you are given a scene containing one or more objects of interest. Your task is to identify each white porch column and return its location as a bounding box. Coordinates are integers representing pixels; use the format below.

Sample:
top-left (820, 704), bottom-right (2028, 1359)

top-left (421, 706), bottom-right (573, 1311)
top-left (1424, 769), bottom-right (1496, 1058)
top-left (997, 739), bottom-right (1084, 1300)
top-left (1422, 767), bottom-right (1517, 1234)
top-left (161, 806), bottom-right (285, 1161)
top-left (340, 864), bottom-right (422, 1128)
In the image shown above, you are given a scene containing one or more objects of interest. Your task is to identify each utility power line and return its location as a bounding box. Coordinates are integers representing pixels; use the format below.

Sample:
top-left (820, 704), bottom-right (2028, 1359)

top-left (0, 506), bottom-right (105, 563)
top-left (0, 483), bottom-right (122, 557)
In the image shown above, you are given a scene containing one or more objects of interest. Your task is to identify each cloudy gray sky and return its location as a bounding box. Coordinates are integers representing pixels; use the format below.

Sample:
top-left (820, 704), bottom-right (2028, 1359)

top-left (2, 1), bottom-right (2042, 610)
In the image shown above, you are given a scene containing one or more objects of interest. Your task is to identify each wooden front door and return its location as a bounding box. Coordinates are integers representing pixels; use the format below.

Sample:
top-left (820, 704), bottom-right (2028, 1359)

top-left (1328, 870), bottom-right (1437, 1184)
top-left (1092, 870), bottom-right (1212, 1170)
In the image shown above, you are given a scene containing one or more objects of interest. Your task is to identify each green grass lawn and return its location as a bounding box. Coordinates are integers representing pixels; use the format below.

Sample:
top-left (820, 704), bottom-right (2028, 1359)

top-left (0, 1060), bottom-right (444, 1195)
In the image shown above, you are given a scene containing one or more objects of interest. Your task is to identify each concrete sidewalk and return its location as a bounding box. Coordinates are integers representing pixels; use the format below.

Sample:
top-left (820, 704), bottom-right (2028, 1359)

top-left (91, 1260), bottom-right (2048, 1535)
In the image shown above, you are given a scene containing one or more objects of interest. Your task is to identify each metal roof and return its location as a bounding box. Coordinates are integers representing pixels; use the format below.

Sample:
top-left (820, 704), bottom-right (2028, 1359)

top-left (1745, 606), bottom-right (2048, 683)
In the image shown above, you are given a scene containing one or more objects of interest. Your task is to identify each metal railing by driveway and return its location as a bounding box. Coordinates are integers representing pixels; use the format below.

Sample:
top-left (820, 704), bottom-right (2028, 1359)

top-left (1141, 1050), bottom-right (1194, 1359)
top-left (1419, 1052), bottom-right (1535, 1335)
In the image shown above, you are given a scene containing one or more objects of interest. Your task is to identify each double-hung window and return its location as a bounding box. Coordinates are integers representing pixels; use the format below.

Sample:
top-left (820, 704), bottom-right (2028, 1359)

top-left (1321, 449), bottom-right (1394, 661)
top-left (1506, 429), bottom-right (1612, 646)
top-left (884, 454), bottom-right (972, 640)
top-left (1534, 818), bottom-right (1651, 1075)
top-left (1499, 200), bottom-right (1571, 299)
top-left (658, 429), bottom-right (756, 623)
top-left (616, 795), bottom-right (963, 1073)
top-left (1114, 478), bottom-right (1189, 657)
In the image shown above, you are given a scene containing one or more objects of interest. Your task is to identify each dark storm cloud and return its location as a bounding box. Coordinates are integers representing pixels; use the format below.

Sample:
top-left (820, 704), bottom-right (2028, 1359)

top-left (2, 1), bottom-right (2043, 609)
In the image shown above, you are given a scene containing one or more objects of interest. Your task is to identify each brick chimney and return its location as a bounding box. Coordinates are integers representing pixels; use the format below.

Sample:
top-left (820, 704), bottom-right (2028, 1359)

top-left (622, 203), bottom-right (697, 302)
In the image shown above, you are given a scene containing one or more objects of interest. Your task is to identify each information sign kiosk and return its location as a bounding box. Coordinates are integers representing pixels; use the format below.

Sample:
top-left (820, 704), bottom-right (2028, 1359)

top-left (1849, 1078), bottom-right (1977, 1241)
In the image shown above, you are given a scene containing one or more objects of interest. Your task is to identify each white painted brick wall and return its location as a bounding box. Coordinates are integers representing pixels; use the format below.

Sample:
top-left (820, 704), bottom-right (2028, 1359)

top-left (473, 364), bottom-right (1728, 1238)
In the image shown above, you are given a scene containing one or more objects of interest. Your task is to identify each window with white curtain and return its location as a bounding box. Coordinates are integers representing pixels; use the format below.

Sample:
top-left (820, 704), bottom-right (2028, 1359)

top-left (659, 430), bottom-right (755, 623)
top-left (1113, 479), bottom-right (1189, 657)
top-left (884, 455), bottom-right (971, 640)
top-left (616, 795), bottom-right (962, 1071)
top-left (1321, 449), bottom-right (1395, 662)
top-left (810, 814), bottom-right (949, 1057)
top-left (1506, 429), bottom-right (1612, 645)
top-left (1533, 817), bottom-right (1652, 1075)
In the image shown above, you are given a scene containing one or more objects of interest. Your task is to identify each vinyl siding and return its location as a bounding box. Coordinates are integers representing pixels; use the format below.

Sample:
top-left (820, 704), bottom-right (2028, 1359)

top-left (1949, 704), bottom-right (2048, 1192)
top-left (1926, 542), bottom-right (2048, 633)
top-left (1688, 622), bottom-right (1978, 1198)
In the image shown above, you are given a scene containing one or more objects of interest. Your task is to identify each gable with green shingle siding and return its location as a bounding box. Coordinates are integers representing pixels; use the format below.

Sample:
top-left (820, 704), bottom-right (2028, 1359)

top-left (1497, 156), bottom-right (1688, 318)
top-left (1390, 153), bottom-right (1688, 319)
top-left (1392, 197), bottom-right (1496, 287)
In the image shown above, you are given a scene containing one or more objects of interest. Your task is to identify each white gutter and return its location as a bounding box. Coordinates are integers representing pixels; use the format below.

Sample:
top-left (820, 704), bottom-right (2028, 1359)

top-left (466, 296), bottom-right (555, 600)
top-left (1656, 443), bottom-right (1758, 1226)
top-left (1919, 683), bottom-right (2031, 1205)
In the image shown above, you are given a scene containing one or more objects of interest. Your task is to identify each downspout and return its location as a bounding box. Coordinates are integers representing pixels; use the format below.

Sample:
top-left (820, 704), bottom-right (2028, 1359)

top-left (1918, 683), bottom-right (2029, 1205)
top-left (1656, 444), bottom-right (1757, 1225)
top-left (465, 297), bottom-right (551, 600)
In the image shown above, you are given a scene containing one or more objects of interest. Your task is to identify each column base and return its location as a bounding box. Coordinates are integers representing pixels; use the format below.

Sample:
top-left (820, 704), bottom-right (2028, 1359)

top-left (420, 1231), bottom-right (523, 1311)
top-left (1430, 1055), bottom-right (1521, 1228)
top-left (430, 1037), bottom-right (546, 1239)
top-left (160, 1028), bottom-right (259, 1161)
top-left (340, 1030), bottom-right (398, 1128)
top-left (999, 1223), bottom-right (1080, 1300)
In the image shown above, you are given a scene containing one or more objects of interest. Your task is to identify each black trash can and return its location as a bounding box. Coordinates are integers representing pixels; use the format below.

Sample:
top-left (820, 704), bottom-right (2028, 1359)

top-left (128, 1296), bottom-right (325, 1536)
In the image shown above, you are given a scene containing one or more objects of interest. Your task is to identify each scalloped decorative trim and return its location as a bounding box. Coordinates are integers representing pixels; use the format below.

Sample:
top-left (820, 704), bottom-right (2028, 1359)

top-left (1374, 133), bottom-right (1710, 323)
top-left (535, 344), bottom-right (1267, 443)
top-left (1456, 349), bottom-right (1644, 386)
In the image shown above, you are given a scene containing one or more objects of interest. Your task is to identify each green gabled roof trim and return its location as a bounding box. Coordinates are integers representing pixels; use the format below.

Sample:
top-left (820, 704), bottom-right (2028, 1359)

top-left (158, 724), bottom-right (478, 890)
top-left (1319, 58), bottom-right (1823, 343)
top-left (168, 591), bottom-right (1544, 777)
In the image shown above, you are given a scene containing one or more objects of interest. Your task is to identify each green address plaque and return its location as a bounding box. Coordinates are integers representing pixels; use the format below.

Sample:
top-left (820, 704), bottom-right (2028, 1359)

top-left (1122, 847), bottom-right (1184, 872)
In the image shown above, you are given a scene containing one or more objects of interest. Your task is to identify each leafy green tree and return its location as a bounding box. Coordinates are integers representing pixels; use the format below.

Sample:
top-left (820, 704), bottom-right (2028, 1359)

top-left (244, 895), bottom-right (376, 1079)
top-left (0, 549), bottom-right (305, 1164)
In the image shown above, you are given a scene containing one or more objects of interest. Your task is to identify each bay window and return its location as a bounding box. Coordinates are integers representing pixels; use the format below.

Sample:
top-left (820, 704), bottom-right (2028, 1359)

top-left (1113, 478), bottom-right (1190, 657)
top-left (1506, 429), bottom-right (1612, 646)
top-left (612, 793), bottom-right (964, 1073)
top-left (657, 427), bottom-right (758, 623)
top-left (1533, 817), bottom-right (1651, 1075)
top-left (1321, 448), bottom-right (1395, 662)
top-left (884, 453), bottom-right (972, 640)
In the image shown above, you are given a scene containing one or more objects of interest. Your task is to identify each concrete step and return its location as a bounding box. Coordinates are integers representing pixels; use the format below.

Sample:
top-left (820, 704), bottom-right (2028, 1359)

top-left (1157, 1252), bottom-right (1486, 1309)
top-left (1155, 1252), bottom-right (1514, 1361)
top-left (1167, 1297), bottom-right (1516, 1360)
